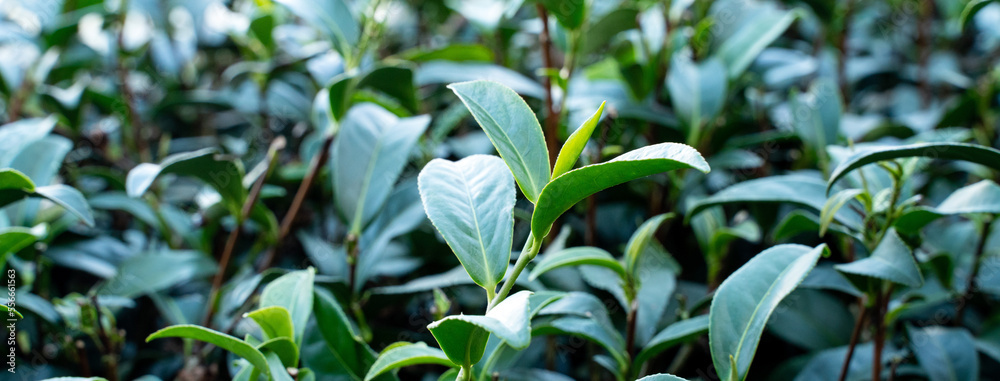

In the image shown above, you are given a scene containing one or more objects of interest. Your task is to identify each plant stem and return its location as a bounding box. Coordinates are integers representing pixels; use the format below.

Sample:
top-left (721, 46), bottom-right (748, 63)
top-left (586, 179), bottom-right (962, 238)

top-left (917, 0), bottom-right (933, 108)
top-left (91, 295), bottom-right (120, 381)
top-left (458, 365), bottom-right (473, 381)
top-left (116, 0), bottom-right (151, 163)
top-left (536, 3), bottom-right (559, 167)
top-left (955, 218), bottom-right (993, 325)
top-left (258, 134), bottom-right (335, 271)
top-left (202, 137), bottom-right (284, 328)
top-left (838, 299), bottom-right (868, 381)
top-left (872, 288), bottom-right (883, 381)
top-left (624, 298), bottom-right (639, 360)
top-left (837, 0), bottom-right (854, 105)
top-left (488, 234), bottom-right (541, 311)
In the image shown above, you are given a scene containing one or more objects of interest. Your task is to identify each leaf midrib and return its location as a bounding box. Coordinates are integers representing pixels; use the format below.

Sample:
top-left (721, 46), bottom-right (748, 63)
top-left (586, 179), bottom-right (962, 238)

top-left (456, 163), bottom-right (496, 288)
top-left (459, 93), bottom-right (541, 199)
top-left (730, 255), bottom-right (804, 379)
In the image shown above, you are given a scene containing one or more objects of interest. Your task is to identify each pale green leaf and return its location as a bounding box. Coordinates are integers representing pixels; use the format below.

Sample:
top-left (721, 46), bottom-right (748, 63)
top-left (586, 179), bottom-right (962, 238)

top-left (146, 324), bottom-right (270, 377)
top-left (260, 268), bottom-right (315, 346)
top-left (552, 101), bottom-right (605, 179)
top-left (714, 7), bottom-right (800, 79)
top-left (529, 246), bottom-right (625, 281)
top-left (835, 229), bottom-right (922, 288)
top-left (245, 306), bottom-right (294, 341)
top-left (418, 155), bottom-right (514, 290)
top-left (826, 143), bottom-right (1000, 193)
top-left (819, 189), bottom-right (863, 237)
top-left (448, 80), bottom-right (550, 203)
top-left (364, 342), bottom-right (454, 381)
top-left (428, 291), bottom-right (533, 367)
top-left (710, 244), bottom-right (827, 381)
top-left (125, 148), bottom-right (246, 215)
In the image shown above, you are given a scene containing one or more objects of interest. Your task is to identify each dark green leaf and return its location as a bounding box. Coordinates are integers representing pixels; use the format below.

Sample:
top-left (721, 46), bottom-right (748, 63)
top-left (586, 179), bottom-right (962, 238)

top-left (146, 325), bottom-right (270, 377)
top-left (908, 326), bottom-right (978, 381)
top-left (533, 143), bottom-right (709, 238)
top-left (635, 315), bottom-right (709, 368)
top-left (126, 149), bottom-right (246, 215)
top-left (826, 143), bottom-right (1000, 193)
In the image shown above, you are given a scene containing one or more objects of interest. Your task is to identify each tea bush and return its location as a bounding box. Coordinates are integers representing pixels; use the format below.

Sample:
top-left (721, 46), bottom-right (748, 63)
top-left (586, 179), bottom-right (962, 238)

top-left (1, 0), bottom-right (999, 380)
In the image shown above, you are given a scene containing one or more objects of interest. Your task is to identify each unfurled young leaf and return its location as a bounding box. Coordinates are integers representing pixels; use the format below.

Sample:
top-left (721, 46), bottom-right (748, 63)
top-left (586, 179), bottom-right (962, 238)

top-left (826, 143), bottom-right (1000, 193)
top-left (332, 104), bottom-right (430, 232)
top-left (428, 291), bottom-right (533, 367)
top-left (552, 101), bottom-right (605, 180)
top-left (710, 244), bottom-right (827, 381)
top-left (146, 325), bottom-right (270, 377)
top-left (819, 189), bottom-right (863, 237)
top-left (448, 80), bottom-right (550, 203)
top-left (364, 342), bottom-right (454, 381)
top-left (529, 247), bottom-right (625, 281)
top-left (623, 213), bottom-right (673, 277)
top-left (0, 169), bottom-right (94, 226)
top-left (418, 155), bottom-right (515, 291)
top-left (260, 268), bottom-right (315, 346)
top-left (245, 306), bottom-right (295, 341)
top-left (835, 229), bottom-right (922, 288)
top-left (533, 143), bottom-right (709, 238)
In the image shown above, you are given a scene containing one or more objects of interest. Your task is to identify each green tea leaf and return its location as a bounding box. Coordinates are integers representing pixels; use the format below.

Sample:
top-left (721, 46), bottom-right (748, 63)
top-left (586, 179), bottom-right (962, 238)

top-left (533, 143), bottom-right (709, 238)
top-left (635, 315), bottom-right (709, 368)
top-left (533, 315), bottom-right (628, 371)
top-left (908, 326), bottom-right (978, 381)
top-left (960, 0), bottom-right (997, 31)
top-left (273, 0), bottom-right (358, 54)
top-left (529, 247), bottom-right (625, 281)
top-left (624, 213), bottom-right (673, 278)
top-left (714, 7), bottom-right (800, 79)
top-left (126, 148), bottom-right (246, 215)
top-left (0, 169), bottom-right (95, 227)
top-left (552, 101), bottom-right (604, 179)
top-left (835, 229), bottom-right (922, 288)
top-left (260, 268), bottom-right (315, 346)
top-left (637, 374), bottom-right (688, 381)
top-left (333, 104), bottom-right (430, 232)
top-left (710, 244), bottom-right (827, 381)
top-left (428, 291), bottom-right (533, 367)
top-left (257, 337), bottom-right (299, 368)
top-left (826, 143), bottom-right (1000, 193)
top-left (448, 80), bottom-right (550, 203)
top-left (418, 155), bottom-right (514, 291)
top-left (667, 54), bottom-right (727, 135)
top-left (146, 324), bottom-right (270, 377)
top-left (245, 306), bottom-right (295, 341)
top-left (689, 175), bottom-right (863, 230)
top-left (311, 288), bottom-right (378, 379)
top-left (819, 189), bottom-right (863, 237)
top-left (539, 0), bottom-right (586, 29)
top-left (364, 342), bottom-right (454, 381)
top-left (895, 180), bottom-right (1000, 232)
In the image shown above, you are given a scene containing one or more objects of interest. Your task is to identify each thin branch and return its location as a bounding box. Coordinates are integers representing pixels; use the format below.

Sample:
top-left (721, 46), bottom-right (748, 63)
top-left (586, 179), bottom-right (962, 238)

top-left (536, 3), bottom-right (559, 167)
top-left (955, 218), bottom-right (993, 325)
top-left (838, 298), bottom-right (868, 381)
top-left (202, 137), bottom-right (285, 328)
top-left (257, 133), bottom-right (335, 271)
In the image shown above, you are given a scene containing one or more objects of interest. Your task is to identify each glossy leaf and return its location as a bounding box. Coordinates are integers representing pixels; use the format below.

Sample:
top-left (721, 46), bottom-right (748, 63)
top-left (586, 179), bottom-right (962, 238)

top-left (637, 375), bottom-right (688, 381)
top-left (826, 143), bottom-right (1000, 193)
top-left (895, 180), bottom-right (1000, 232)
top-left (624, 213), bottom-right (673, 277)
top-left (146, 325), bottom-right (270, 377)
top-left (259, 268), bottom-right (315, 346)
top-left (710, 244), bottom-right (827, 381)
top-left (1, 304), bottom-right (23, 319)
top-left (245, 306), bottom-right (294, 341)
top-left (714, 7), bottom-right (800, 79)
top-left (419, 155), bottom-right (514, 290)
top-left (125, 149), bottom-right (246, 215)
top-left (533, 143), bottom-right (709, 238)
top-left (528, 247), bottom-right (625, 281)
top-left (835, 229), bottom-right (922, 288)
top-left (332, 104), bottom-right (430, 232)
top-left (908, 326), bottom-right (978, 381)
top-left (364, 342), bottom-right (453, 381)
top-left (552, 101), bottom-right (604, 179)
top-left (635, 315), bottom-right (710, 368)
top-left (449, 80), bottom-right (550, 202)
top-left (689, 175), bottom-right (863, 229)
top-left (428, 291), bottom-right (532, 367)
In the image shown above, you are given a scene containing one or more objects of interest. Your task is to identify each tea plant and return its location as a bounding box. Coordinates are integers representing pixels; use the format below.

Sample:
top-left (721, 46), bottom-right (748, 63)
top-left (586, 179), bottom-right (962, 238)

top-left (2, 0), bottom-right (1000, 380)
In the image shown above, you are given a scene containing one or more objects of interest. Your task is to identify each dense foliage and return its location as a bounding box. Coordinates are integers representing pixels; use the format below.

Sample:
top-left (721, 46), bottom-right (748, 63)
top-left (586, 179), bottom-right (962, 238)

top-left (2, 0), bottom-right (1000, 380)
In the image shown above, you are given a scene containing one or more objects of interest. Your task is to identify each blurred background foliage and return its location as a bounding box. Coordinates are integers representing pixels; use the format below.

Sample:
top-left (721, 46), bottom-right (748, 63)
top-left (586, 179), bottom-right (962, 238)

top-left (0, 0), bottom-right (999, 379)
